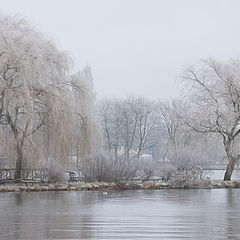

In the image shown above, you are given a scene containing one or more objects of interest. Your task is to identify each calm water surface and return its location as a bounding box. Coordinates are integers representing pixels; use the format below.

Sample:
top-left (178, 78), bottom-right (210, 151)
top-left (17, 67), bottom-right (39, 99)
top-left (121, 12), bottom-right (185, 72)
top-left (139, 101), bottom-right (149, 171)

top-left (1, 189), bottom-right (240, 239)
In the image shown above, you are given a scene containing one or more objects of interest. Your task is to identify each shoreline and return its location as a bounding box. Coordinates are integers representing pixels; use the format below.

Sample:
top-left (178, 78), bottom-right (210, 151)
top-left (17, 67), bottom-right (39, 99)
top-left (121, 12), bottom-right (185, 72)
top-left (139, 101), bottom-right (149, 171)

top-left (0, 180), bottom-right (240, 192)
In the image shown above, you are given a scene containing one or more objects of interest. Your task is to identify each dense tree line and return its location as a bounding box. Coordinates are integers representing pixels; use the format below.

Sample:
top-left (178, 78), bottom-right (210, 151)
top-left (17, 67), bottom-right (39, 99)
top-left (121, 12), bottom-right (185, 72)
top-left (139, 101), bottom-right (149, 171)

top-left (97, 97), bottom-right (223, 181)
top-left (0, 14), bottom-right (239, 181)
top-left (97, 59), bottom-right (240, 181)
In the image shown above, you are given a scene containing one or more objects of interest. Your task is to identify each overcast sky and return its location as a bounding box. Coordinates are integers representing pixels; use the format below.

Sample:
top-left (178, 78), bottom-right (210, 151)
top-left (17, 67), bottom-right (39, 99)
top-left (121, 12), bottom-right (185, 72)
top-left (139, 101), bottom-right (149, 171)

top-left (0, 0), bottom-right (240, 99)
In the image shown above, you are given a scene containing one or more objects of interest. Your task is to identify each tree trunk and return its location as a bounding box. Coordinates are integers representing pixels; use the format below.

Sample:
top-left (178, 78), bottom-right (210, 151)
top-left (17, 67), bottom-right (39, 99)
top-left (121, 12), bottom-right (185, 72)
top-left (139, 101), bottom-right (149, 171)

top-left (224, 160), bottom-right (236, 181)
top-left (137, 150), bottom-right (141, 160)
top-left (125, 148), bottom-right (130, 161)
top-left (14, 145), bottom-right (23, 179)
top-left (114, 146), bottom-right (118, 161)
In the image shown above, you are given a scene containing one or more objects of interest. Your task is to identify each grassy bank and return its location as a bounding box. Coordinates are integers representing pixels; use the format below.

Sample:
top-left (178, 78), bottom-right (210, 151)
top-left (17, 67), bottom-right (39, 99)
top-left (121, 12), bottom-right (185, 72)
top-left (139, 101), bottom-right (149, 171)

top-left (1, 180), bottom-right (240, 192)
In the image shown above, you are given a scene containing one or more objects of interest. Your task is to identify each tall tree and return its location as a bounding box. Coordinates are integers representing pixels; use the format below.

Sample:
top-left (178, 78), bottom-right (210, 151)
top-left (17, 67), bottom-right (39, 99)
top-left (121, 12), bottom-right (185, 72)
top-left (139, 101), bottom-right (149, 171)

top-left (0, 15), bottom-right (77, 178)
top-left (180, 58), bottom-right (240, 180)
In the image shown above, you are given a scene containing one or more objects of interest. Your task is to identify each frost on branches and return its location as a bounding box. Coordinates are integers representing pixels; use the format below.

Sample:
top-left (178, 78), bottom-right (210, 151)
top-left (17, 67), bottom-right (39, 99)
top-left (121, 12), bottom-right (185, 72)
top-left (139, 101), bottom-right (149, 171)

top-left (0, 15), bottom-right (101, 179)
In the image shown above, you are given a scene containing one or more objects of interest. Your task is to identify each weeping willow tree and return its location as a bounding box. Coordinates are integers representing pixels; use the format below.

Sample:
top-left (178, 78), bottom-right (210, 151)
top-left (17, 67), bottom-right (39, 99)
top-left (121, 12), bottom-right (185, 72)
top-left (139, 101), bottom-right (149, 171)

top-left (70, 67), bottom-right (102, 173)
top-left (0, 14), bottom-right (101, 179)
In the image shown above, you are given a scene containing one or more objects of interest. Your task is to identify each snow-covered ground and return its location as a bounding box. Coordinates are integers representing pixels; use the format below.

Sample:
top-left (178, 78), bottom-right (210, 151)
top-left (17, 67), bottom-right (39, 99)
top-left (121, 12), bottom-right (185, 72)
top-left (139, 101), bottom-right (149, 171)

top-left (204, 170), bottom-right (240, 180)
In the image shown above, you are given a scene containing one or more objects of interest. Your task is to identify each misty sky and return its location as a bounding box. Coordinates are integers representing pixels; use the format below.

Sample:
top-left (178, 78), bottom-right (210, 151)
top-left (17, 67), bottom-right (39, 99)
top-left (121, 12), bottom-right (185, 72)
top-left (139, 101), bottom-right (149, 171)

top-left (0, 0), bottom-right (240, 99)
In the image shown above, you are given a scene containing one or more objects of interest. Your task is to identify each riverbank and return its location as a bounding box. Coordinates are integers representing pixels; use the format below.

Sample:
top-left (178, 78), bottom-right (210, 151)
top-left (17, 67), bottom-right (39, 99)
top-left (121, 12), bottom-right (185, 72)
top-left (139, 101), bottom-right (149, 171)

top-left (1, 180), bottom-right (240, 192)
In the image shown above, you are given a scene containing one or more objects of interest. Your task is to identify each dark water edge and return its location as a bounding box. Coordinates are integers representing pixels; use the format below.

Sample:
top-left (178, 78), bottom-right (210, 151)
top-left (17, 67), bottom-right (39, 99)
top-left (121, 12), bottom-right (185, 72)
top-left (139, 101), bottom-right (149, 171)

top-left (1, 189), bottom-right (240, 240)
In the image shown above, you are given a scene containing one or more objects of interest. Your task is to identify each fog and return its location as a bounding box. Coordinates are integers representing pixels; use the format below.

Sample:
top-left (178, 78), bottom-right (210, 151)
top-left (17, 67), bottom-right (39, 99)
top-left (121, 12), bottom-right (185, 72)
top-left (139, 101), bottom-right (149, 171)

top-left (0, 0), bottom-right (240, 99)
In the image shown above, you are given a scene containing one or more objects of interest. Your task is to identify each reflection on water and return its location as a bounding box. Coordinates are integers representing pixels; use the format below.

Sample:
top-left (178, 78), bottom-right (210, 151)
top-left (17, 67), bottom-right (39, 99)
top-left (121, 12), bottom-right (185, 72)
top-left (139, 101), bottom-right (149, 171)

top-left (1, 189), bottom-right (240, 239)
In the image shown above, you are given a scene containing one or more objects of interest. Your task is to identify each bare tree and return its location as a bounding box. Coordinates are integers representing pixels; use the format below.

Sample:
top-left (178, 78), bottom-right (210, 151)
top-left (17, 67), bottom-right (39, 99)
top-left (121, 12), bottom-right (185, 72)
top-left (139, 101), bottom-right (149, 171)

top-left (119, 97), bottom-right (139, 161)
top-left (154, 100), bottom-right (183, 159)
top-left (134, 98), bottom-right (159, 159)
top-left (180, 58), bottom-right (240, 180)
top-left (71, 67), bottom-right (102, 172)
top-left (97, 98), bottom-right (123, 160)
top-left (0, 15), bottom-right (101, 179)
top-left (154, 99), bottom-right (213, 179)
top-left (0, 15), bottom-right (72, 178)
top-left (97, 96), bottom-right (160, 161)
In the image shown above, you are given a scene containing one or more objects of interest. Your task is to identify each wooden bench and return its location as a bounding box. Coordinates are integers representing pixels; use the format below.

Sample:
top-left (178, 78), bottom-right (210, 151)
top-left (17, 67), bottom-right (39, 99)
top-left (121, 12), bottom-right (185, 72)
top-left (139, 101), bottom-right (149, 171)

top-left (15, 179), bottom-right (41, 186)
top-left (0, 179), bottom-right (15, 185)
top-left (67, 171), bottom-right (84, 182)
top-left (69, 176), bottom-right (84, 182)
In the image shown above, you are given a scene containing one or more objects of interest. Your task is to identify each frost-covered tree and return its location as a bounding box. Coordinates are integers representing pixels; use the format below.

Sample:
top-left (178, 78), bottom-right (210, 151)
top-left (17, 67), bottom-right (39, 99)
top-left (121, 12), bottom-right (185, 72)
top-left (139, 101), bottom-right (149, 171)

top-left (154, 100), bottom-right (182, 158)
top-left (97, 96), bottom-right (159, 160)
top-left (0, 14), bottom-right (100, 179)
top-left (134, 97), bottom-right (160, 159)
top-left (71, 67), bottom-right (102, 172)
top-left (97, 98), bottom-right (123, 160)
top-left (0, 15), bottom-right (76, 178)
top-left (180, 59), bottom-right (240, 180)
top-left (154, 99), bottom-right (211, 178)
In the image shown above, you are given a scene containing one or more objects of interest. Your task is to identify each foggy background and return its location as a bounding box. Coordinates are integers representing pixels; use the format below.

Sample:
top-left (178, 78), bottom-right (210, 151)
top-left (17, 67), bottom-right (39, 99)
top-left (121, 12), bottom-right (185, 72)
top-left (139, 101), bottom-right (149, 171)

top-left (0, 0), bottom-right (240, 99)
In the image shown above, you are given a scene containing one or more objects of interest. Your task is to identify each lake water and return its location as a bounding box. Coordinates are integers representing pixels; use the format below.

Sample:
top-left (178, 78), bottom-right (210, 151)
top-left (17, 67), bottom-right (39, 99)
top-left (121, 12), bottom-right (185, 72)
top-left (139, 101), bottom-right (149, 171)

top-left (1, 189), bottom-right (240, 239)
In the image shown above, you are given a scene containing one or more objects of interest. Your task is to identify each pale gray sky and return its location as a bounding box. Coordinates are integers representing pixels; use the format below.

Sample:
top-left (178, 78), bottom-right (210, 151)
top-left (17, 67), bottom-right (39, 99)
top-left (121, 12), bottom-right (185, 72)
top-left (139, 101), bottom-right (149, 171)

top-left (0, 0), bottom-right (240, 99)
